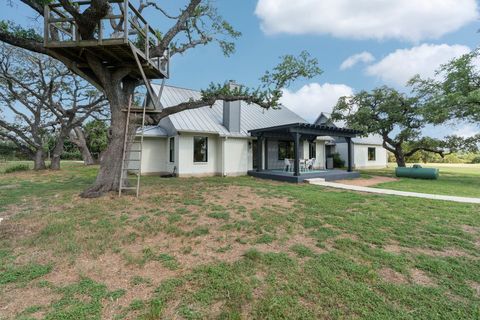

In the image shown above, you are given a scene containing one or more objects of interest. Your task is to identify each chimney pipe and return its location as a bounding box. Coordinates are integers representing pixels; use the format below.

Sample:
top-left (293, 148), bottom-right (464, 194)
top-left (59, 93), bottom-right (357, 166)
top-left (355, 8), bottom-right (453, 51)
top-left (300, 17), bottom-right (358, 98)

top-left (223, 80), bottom-right (241, 133)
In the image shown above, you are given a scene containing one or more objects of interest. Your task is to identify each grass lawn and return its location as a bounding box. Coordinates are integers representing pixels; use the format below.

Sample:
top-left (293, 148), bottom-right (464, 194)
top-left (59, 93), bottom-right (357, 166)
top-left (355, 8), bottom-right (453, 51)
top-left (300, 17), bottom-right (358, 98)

top-left (0, 161), bottom-right (479, 319)
top-left (361, 164), bottom-right (480, 198)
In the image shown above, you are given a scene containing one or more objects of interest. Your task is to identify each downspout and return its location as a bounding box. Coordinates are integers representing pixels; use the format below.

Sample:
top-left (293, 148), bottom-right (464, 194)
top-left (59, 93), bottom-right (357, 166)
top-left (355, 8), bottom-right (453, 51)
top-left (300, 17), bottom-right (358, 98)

top-left (221, 137), bottom-right (227, 177)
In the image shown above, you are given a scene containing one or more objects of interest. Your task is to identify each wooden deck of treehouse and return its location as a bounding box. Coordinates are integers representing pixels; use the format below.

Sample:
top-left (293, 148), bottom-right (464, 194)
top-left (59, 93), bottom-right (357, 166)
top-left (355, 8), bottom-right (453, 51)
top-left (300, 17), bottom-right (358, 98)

top-left (44, 0), bottom-right (169, 83)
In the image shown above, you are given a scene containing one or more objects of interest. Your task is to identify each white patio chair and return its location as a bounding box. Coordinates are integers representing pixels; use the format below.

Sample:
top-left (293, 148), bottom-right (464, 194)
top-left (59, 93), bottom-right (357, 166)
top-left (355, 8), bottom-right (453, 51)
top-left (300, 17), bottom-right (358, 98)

top-left (284, 158), bottom-right (291, 172)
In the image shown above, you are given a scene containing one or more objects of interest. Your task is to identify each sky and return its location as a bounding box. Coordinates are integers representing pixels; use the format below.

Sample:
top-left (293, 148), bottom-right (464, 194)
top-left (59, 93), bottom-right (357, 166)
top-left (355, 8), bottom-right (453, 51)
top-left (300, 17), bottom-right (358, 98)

top-left (1, 0), bottom-right (479, 138)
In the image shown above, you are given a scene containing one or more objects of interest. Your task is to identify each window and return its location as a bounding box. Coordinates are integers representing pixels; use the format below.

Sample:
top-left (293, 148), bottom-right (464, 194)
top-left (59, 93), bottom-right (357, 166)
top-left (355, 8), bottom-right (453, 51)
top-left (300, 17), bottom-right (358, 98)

top-left (278, 140), bottom-right (294, 160)
top-left (193, 136), bottom-right (208, 162)
top-left (169, 137), bottom-right (175, 162)
top-left (309, 142), bottom-right (316, 159)
top-left (368, 147), bottom-right (376, 161)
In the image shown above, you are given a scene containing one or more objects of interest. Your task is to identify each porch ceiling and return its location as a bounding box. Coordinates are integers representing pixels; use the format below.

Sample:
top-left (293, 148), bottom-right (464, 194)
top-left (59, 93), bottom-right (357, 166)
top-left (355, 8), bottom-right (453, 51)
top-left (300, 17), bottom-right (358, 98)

top-left (248, 122), bottom-right (362, 139)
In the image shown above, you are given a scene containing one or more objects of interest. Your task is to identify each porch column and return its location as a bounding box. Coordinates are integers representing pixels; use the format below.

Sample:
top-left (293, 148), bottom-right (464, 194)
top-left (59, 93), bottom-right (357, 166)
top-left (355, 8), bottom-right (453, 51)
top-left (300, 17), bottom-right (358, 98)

top-left (346, 137), bottom-right (353, 172)
top-left (256, 135), bottom-right (264, 172)
top-left (293, 132), bottom-right (301, 176)
top-left (264, 138), bottom-right (269, 170)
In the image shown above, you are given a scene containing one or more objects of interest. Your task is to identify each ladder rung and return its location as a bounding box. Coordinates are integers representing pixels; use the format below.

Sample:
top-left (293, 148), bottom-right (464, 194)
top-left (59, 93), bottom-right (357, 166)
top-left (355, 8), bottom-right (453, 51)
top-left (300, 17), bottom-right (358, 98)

top-left (125, 159), bottom-right (141, 161)
top-left (120, 187), bottom-right (137, 190)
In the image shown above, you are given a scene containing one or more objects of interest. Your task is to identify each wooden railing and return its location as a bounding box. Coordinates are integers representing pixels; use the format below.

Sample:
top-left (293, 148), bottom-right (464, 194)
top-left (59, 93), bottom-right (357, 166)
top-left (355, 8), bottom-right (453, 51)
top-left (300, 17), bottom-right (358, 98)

top-left (44, 0), bottom-right (169, 77)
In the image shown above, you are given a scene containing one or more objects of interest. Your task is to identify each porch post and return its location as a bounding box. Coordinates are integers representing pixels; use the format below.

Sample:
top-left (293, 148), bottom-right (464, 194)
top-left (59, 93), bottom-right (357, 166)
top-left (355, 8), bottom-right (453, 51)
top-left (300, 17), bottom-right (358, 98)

top-left (346, 137), bottom-right (353, 172)
top-left (256, 135), bottom-right (264, 172)
top-left (264, 138), bottom-right (269, 170)
top-left (293, 132), bottom-right (301, 176)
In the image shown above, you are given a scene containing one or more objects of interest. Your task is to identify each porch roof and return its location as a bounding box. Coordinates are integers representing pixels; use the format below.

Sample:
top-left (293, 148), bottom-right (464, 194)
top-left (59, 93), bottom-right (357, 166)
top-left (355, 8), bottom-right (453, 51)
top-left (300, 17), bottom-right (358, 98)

top-left (248, 122), bottom-right (362, 139)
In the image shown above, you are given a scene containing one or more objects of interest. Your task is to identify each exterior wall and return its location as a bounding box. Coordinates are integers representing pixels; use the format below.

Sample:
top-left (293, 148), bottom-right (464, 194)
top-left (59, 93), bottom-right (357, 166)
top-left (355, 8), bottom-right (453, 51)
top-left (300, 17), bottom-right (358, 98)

top-left (337, 143), bottom-right (387, 169)
top-left (133, 138), bottom-right (168, 174)
top-left (314, 140), bottom-right (326, 169)
top-left (223, 138), bottom-right (252, 176)
top-left (177, 133), bottom-right (219, 177)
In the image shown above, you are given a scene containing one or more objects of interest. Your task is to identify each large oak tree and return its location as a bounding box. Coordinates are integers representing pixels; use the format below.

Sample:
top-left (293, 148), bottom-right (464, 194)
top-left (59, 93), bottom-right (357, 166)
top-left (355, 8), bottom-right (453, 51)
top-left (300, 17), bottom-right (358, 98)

top-left (331, 86), bottom-right (476, 167)
top-left (0, 0), bottom-right (321, 197)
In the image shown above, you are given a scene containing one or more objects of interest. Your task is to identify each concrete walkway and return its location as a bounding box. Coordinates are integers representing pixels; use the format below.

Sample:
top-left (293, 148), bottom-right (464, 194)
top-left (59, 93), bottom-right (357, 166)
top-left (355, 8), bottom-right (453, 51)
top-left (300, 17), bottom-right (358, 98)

top-left (306, 179), bottom-right (480, 204)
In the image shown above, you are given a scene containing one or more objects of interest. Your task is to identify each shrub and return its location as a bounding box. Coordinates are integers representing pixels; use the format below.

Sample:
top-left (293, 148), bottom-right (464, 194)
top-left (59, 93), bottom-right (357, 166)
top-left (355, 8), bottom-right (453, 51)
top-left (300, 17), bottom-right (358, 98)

top-left (332, 152), bottom-right (345, 168)
top-left (471, 156), bottom-right (480, 164)
top-left (4, 164), bottom-right (30, 173)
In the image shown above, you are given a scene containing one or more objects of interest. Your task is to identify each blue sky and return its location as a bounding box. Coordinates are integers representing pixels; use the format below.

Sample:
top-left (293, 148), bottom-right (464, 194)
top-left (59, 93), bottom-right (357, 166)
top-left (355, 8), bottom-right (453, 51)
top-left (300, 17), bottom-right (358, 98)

top-left (2, 0), bottom-right (479, 137)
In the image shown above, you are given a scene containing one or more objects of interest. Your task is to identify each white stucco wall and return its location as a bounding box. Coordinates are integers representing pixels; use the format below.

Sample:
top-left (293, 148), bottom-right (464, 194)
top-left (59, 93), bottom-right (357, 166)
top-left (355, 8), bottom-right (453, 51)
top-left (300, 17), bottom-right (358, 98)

top-left (177, 133), bottom-right (219, 177)
top-left (314, 140), bottom-right (326, 169)
top-left (337, 143), bottom-right (387, 169)
top-left (133, 138), bottom-right (168, 174)
top-left (223, 138), bottom-right (252, 176)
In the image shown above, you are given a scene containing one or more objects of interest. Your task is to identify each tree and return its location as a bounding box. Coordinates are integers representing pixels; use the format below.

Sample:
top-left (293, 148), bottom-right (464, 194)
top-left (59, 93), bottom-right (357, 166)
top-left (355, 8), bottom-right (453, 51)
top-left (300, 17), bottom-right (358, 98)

top-left (69, 127), bottom-right (95, 165)
top-left (0, 1), bottom-right (322, 197)
top-left (84, 119), bottom-right (109, 161)
top-left (331, 86), bottom-right (473, 167)
top-left (409, 49), bottom-right (480, 124)
top-left (0, 44), bottom-right (106, 170)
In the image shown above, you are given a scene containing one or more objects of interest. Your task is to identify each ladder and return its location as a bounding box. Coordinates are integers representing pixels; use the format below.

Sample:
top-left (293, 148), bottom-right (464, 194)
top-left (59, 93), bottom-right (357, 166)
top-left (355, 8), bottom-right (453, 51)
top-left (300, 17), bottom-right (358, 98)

top-left (118, 95), bottom-right (146, 197)
top-left (118, 44), bottom-right (165, 197)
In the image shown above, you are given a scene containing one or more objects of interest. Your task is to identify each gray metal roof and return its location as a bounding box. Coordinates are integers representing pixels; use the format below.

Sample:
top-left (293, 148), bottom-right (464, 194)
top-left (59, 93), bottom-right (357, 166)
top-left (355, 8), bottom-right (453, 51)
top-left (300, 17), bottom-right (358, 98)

top-left (151, 84), bottom-right (307, 137)
top-left (352, 135), bottom-right (384, 145)
top-left (141, 126), bottom-right (168, 137)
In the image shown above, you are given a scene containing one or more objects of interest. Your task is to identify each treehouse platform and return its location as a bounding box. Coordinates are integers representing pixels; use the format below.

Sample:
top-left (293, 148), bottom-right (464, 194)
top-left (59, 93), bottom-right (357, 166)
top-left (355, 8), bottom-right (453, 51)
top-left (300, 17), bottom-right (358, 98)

top-left (44, 0), bottom-right (169, 84)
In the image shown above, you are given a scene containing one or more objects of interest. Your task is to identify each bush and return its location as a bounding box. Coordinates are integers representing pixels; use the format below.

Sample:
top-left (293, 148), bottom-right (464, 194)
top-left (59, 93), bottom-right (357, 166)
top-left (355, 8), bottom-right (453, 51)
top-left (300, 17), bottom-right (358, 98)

top-left (4, 164), bottom-right (30, 173)
top-left (332, 152), bottom-right (345, 168)
top-left (471, 156), bottom-right (480, 164)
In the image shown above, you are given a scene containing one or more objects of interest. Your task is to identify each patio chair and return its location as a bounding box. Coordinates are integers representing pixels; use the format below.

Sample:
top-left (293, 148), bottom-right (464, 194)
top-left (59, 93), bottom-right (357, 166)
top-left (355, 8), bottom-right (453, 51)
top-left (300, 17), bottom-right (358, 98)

top-left (284, 158), bottom-right (291, 172)
top-left (306, 158), bottom-right (314, 171)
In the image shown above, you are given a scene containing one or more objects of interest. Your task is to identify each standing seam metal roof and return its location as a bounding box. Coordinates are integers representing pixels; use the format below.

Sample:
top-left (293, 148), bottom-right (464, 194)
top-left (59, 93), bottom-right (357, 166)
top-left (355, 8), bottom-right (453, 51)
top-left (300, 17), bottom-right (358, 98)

top-left (148, 84), bottom-right (307, 137)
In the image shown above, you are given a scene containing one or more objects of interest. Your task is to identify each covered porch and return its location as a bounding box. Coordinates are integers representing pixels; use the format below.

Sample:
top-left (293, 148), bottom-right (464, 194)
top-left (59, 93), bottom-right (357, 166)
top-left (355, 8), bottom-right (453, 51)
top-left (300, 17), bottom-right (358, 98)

top-left (247, 123), bottom-right (362, 183)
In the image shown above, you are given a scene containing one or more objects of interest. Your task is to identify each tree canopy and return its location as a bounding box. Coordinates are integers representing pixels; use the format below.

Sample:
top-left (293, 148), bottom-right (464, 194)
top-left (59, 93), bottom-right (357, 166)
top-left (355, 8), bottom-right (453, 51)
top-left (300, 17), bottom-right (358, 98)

top-left (331, 86), bottom-right (477, 167)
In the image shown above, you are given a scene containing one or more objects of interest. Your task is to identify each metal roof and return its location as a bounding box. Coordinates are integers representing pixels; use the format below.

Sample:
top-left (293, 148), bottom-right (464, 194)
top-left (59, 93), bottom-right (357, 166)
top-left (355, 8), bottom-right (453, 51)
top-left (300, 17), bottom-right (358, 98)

top-left (150, 84), bottom-right (307, 137)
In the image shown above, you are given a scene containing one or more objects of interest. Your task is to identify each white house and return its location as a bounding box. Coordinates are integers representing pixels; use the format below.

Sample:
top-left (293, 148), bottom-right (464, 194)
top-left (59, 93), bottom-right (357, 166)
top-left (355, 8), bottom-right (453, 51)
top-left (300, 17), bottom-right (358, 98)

top-left (131, 85), bottom-right (387, 177)
top-left (313, 113), bottom-right (388, 169)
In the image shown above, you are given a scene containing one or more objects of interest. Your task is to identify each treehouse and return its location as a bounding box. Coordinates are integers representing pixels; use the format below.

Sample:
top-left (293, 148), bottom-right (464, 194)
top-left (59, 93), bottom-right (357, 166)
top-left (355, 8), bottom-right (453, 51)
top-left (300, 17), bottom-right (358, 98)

top-left (44, 0), bottom-right (170, 86)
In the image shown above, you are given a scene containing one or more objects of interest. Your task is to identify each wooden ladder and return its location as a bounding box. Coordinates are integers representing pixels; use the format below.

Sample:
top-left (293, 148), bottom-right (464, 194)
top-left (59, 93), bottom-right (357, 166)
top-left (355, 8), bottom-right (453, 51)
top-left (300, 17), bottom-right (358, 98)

top-left (118, 95), bottom-right (146, 197)
top-left (118, 44), bottom-right (164, 197)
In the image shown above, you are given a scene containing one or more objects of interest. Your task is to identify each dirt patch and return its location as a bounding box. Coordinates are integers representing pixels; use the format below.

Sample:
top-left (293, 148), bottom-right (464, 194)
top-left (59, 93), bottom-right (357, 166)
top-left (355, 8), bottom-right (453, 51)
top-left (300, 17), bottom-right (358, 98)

top-left (335, 176), bottom-right (399, 187)
top-left (383, 243), bottom-right (477, 260)
top-left (378, 267), bottom-right (408, 284)
top-left (410, 268), bottom-right (436, 286)
top-left (460, 225), bottom-right (480, 235)
top-left (203, 185), bottom-right (295, 211)
top-left (0, 284), bottom-right (60, 319)
top-left (467, 281), bottom-right (480, 297)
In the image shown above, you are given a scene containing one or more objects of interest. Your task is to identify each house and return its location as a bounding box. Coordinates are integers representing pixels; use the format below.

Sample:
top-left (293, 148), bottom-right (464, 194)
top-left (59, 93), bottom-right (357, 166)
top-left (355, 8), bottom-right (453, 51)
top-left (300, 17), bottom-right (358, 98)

top-left (313, 113), bottom-right (388, 169)
top-left (131, 85), bottom-right (386, 178)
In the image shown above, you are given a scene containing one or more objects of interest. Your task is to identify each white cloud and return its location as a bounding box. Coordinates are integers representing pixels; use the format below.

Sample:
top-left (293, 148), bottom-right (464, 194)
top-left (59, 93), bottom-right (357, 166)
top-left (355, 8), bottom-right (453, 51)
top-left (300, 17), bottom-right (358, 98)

top-left (452, 125), bottom-right (479, 138)
top-left (340, 52), bottom-right (375, 70)
top-left (255, 0), bottom-right (478, 42)
top-left (280, 83), bottom-right (354, 122)
top-left (366, 44), bottom-right (470, 86)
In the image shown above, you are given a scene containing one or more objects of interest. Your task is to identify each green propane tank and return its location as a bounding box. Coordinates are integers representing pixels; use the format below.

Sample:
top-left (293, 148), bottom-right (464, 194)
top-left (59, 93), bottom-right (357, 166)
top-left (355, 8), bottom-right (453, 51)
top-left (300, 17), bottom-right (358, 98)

top-left (395, 165), bottom-right (439, 180)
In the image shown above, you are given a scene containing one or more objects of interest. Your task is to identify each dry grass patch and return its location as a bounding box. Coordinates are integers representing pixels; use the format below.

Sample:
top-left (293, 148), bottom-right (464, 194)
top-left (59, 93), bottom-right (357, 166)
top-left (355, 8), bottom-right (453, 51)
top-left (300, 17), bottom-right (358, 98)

top-left (409, 268), bottom-right (436, 287)
top-left (378, 267), bottom-right (408, 285)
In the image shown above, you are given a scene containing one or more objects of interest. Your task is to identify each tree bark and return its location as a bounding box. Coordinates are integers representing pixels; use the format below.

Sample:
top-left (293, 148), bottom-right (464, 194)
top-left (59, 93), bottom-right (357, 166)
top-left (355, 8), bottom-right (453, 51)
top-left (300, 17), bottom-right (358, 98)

top-left (50, 133), bottom-right (66, 170)
top-left (33, 149), bottom-right (46, 170)
top-left (394, 149), bottom-right (407, 167)
top-left (80, 80), bottom-right (136, 198)
top-left (70, 127), bottom-right (95, 165)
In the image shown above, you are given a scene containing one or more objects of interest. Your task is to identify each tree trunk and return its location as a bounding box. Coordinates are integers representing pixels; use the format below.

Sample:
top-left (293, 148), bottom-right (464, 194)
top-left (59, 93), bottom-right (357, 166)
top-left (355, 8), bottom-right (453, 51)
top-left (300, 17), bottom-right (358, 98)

top-left (50, 133), bottom-right (66, 170)
top-left (395, 149), bottom-right (407, 167)
top-left (70, 127), bottom-right (95, 165)
top-left (33, 149), bottom-right (46, 170)
top-left (80, 82), bottom-right (136, 198)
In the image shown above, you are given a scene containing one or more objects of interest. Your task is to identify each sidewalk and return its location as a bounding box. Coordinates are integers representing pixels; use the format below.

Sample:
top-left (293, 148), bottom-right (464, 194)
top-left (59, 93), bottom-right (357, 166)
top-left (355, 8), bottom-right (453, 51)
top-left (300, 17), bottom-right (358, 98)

top-left (306, 179), bottom-right (480, 204)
